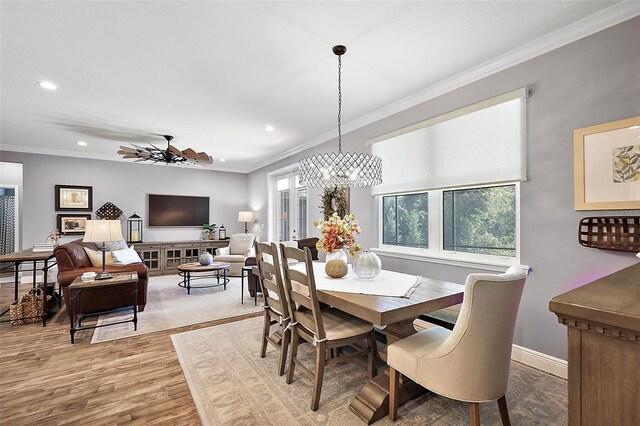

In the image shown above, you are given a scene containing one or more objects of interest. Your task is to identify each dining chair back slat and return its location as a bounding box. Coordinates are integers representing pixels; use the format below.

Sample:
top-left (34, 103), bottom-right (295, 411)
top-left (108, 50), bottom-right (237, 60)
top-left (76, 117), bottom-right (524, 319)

top-left (254, 241), bottom-right (292, 376)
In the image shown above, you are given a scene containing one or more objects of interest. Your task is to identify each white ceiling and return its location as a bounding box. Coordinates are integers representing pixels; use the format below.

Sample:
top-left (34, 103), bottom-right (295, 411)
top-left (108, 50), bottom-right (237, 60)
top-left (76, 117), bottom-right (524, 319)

top-left (0, 1), bottom-right (633, 173)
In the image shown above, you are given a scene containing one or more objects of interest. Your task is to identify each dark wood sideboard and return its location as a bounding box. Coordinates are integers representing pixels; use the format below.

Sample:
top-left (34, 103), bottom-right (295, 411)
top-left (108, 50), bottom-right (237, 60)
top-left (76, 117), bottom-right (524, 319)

top-left (134, 240), bottom-right (228, 275)
top-left (549, 263), bottom-right (639, 426)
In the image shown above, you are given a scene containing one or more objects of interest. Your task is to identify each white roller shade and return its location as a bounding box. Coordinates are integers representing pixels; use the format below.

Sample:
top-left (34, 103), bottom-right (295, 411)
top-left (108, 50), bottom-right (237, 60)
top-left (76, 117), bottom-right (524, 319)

top-left (370, 88), bottom-right (527, 196)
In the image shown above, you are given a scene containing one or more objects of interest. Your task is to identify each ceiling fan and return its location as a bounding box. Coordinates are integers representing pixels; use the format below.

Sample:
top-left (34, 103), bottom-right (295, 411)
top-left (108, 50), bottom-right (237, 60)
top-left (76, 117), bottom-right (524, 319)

top-left (118, 134), bottom-right (213, 165)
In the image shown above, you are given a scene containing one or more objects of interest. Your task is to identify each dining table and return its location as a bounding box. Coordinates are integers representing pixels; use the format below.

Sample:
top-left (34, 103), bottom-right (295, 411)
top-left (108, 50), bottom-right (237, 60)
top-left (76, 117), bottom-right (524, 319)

top-left (315, 271), bottom-right (465, 424)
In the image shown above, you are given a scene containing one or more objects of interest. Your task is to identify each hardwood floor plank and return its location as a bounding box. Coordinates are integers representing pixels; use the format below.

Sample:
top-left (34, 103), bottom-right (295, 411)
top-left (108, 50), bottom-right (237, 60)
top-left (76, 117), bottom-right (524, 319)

top-left (0, 297), bottom-right (261, 425)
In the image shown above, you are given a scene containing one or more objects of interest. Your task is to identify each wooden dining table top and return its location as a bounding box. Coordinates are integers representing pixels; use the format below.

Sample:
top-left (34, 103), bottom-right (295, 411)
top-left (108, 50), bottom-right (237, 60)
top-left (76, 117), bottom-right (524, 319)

top-left (316, 276), bottom-right (465, 326)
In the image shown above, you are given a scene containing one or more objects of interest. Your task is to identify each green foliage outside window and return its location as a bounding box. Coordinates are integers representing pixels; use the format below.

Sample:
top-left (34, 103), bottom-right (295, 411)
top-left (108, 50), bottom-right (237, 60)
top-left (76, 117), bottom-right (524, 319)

top-left (443, 185), bottom-right (516, 256)
top-left (383, 193), bottom-right (428, 248)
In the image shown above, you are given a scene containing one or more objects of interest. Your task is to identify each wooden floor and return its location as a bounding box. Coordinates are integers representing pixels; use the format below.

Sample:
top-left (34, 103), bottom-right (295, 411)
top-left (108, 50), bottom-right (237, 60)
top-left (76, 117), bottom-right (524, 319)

top-left (0, 283), bottom-right (261, 425)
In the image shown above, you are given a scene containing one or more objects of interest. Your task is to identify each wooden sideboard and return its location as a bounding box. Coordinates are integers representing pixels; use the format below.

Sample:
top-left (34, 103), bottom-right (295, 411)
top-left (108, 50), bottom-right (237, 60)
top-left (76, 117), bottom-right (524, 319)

top-left (134, 240), bottom-right (229, 275)
top-left (549, 263), bottom-right (639, 426)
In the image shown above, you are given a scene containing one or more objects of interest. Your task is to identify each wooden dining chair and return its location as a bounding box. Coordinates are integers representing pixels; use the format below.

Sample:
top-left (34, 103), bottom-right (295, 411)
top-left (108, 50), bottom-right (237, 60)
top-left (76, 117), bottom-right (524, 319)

top-left (388, 266), bottom-right (528, 425)
top-left (254, 241), bottom-right (292, 376)
top-left (279, 245), bottom-right (377, 411)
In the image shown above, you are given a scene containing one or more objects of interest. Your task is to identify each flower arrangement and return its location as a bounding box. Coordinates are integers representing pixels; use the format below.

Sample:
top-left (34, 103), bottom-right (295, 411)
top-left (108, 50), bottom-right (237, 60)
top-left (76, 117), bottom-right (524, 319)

top-left (313, 212), bottom-right (361, 256)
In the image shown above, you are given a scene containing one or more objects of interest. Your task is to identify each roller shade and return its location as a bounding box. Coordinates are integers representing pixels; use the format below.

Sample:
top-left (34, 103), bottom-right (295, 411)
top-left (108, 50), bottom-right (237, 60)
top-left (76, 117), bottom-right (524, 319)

top-left (369, 88), bottom-right (527, 196)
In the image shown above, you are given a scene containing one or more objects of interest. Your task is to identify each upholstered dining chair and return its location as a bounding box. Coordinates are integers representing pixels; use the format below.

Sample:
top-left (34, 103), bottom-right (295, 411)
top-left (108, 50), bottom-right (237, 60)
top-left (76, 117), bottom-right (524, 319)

top-left (388, 266), bottom-right (528, 425)
top-left (254, 242), bottom-right (292, 376)
top-left (280, 245), bottom-right (377, 412)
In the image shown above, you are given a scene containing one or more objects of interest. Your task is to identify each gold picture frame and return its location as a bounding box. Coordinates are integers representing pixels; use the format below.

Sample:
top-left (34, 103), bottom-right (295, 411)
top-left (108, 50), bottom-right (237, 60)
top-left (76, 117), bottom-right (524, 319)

top-left (574, 116), bottom-right (640, 210)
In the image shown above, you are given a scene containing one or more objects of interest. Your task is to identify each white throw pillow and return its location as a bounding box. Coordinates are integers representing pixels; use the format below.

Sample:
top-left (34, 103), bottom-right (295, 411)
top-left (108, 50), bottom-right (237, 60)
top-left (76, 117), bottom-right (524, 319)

top-left (111, 247), bottom-right (143, 265)
top-left (229, 233), bottom-right (257, 256)
top-left (84, 247), bottom-right (117, 267)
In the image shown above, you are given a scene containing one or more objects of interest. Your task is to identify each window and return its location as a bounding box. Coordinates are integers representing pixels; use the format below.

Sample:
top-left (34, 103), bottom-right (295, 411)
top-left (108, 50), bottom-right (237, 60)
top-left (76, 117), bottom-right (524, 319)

top-left (443, 185), bottom-right (516, 256)
top-left (379, 183), bottom-right (519, 262)
top-left (383, 193), bottom-right (428, 248)
top-left (271, 170), bottom-right (307, 242)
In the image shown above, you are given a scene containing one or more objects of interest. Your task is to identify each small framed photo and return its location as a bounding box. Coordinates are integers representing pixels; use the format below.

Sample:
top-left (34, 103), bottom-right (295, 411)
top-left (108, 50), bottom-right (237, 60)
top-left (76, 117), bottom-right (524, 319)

top-left (57, 214), bottom-right (91, 234)
top-left (574, 116), bottom-right (640, 210)
top-left (55, 185), bottom-right (93, 211)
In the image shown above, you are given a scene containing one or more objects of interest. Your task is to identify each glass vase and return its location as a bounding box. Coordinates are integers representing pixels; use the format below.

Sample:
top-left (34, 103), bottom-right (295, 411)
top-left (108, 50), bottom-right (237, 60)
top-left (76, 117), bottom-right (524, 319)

top-left (325, 248), bottom-right (348, 264)
top-left (352, 248), bottom-right (382, 279)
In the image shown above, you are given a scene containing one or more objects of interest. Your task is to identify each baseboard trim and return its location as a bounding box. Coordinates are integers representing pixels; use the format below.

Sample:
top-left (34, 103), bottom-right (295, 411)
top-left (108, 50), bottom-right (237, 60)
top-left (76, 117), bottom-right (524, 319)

top-left (511, 344), bottom-right (567, 379)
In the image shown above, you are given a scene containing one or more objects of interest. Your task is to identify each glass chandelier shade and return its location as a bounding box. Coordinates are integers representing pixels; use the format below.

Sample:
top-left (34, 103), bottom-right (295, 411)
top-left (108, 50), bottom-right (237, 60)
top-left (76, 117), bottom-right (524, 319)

top-left (299, 45), bottom-right (382, 188)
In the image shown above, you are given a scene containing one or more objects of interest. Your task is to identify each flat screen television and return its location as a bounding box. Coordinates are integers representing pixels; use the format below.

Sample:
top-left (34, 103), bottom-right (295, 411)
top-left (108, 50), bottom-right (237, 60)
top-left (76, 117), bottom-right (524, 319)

top-left (148, 194), bottom-right (209, 227)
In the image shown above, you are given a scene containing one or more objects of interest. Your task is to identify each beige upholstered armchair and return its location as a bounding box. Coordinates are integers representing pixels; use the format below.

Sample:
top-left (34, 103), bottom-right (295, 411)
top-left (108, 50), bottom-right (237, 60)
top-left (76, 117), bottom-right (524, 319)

top-left (214, 233), bottom-right (258, 276)
top-left (388, 266), bottom-right (527, 425)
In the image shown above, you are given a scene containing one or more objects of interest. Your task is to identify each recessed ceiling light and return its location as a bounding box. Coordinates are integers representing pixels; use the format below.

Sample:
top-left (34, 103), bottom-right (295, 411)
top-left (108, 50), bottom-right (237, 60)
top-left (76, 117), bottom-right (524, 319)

top-left (219, 158), bottom-right (226, 162)
top-left (265, 125), bottom-right (275, 132)
top-left (77, 141), bottom-right (87, 146)
top-left (37, 81), bottom-right (58, 90)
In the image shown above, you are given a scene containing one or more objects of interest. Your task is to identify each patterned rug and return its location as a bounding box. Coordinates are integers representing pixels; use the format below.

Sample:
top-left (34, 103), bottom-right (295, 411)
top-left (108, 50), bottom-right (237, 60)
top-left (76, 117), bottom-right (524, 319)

top-left (90, 274), bottom-right (262, 343)
top-left (171, 317), bottom-right (568, 425)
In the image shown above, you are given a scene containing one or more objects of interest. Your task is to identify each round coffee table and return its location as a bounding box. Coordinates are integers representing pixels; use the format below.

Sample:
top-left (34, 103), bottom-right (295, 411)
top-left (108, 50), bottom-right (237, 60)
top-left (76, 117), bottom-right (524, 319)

top-left (177, 262), bottom-right (231, 295)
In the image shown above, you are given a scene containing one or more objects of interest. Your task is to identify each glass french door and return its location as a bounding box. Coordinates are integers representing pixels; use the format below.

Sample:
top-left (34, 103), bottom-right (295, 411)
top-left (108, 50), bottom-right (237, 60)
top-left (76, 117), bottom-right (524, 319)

top-left (274, 172), bottom-right (307, 242)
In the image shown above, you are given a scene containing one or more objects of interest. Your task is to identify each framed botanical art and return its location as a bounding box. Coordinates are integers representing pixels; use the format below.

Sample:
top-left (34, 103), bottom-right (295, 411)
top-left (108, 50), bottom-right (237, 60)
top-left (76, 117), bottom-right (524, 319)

top-left (57, 214), bottom-right (91, 234)
top-left (574, 116), bottom-right (640, 210)
top-left (54, 185), bottom-right (93, 211)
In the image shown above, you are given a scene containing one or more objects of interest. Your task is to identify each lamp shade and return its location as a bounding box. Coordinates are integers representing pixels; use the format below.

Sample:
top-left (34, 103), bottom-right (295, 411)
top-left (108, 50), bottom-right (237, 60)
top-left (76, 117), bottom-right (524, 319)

top-left (237, 211), bottom-right (254, 222)
top-left (83, 220), bottom-right (124, 243)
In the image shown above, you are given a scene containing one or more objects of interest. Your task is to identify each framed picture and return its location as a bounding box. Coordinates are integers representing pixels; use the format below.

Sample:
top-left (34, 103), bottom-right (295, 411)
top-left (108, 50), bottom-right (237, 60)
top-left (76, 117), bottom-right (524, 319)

top-left (55, 185), bottom-right (93, 211)
top-left (57, 214), bottom-right (91, 235)
top-left (574, 116), bottom-right (640, 210)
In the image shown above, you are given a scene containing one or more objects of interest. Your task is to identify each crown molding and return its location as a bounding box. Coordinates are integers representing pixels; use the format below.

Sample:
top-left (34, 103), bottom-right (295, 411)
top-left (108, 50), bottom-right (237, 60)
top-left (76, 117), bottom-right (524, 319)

top-left (249, 2), bottom-right (640, 173)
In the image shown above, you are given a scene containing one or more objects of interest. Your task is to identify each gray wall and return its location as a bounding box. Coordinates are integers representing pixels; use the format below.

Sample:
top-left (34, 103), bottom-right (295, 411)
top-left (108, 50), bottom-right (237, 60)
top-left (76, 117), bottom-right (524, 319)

top-left (248, 17), bottom-right (640, 360)
top-left (0, 152), bottom-right (249, 245)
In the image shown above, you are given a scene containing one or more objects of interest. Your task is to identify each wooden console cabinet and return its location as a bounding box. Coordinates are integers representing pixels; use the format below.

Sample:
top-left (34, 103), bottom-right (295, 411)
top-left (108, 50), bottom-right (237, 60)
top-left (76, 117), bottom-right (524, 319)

top-left (549, 263), bottom-right (639, 426)
top-left (134, 240), bottom-right (229, 275)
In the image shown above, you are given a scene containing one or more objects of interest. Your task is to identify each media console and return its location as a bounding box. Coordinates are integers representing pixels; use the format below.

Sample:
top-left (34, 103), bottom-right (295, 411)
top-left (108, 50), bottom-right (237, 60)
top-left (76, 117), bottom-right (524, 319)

top-left (134, 240), bottom-right (228, 275)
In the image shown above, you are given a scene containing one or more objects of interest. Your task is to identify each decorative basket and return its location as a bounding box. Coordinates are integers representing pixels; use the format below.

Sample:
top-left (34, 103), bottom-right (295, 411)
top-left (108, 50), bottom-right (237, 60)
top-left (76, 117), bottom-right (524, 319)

top-left (9, 289), bottom-right (50, 325)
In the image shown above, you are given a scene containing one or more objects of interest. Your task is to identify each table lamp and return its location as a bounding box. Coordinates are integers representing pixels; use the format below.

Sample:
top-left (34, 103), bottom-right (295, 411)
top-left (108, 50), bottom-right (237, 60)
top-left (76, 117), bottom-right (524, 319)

top-left (238, 211), bottom-right (254, 233)
top-left (83, 220), bottom-right (124, 280)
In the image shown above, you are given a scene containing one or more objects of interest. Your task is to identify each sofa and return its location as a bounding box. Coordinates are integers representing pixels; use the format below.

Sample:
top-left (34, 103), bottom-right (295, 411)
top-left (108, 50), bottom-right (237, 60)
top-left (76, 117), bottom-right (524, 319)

top-left (214, 233), bottom-right (259, 276)
top-left (53, 239), bottom-right (149, 319)
top-left (246, 237), bottom-right (319, 297)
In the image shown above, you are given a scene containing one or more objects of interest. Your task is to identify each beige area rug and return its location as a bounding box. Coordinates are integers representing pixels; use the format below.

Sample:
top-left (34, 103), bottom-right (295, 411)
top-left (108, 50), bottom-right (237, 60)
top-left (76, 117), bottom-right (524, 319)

top-left (90, 274), bottom-right (262, 344)
top-left (171, 317), bottom-right (568, 426)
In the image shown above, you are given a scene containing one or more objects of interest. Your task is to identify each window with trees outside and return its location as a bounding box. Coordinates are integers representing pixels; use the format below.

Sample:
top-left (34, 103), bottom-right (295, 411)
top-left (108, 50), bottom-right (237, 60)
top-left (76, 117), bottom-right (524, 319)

top-left (381, 183), bottom-right (518, 262)
top-left (274, 172), bottom-right (307, 242)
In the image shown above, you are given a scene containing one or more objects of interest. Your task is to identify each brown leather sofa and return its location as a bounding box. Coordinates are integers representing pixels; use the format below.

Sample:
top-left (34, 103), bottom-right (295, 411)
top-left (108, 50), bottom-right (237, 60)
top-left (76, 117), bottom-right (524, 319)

top-left (245, 237), bottom-right (319, 297)
top-left (54, 239), bottom-right (149, 318)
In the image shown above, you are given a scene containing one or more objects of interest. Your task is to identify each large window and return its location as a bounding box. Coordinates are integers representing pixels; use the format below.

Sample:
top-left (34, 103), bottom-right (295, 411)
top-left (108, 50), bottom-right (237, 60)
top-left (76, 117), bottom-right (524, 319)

top-left (273, 171), bottom-right (307, 242)
top-left (380, 183), bottom-right (519, 262)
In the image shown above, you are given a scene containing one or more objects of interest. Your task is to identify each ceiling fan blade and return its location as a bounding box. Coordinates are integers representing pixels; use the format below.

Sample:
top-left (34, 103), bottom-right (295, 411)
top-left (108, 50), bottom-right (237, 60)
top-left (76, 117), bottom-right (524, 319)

top-left (181, 148), bottom-right (199, 160)
top-left (197, 152), bottom-right (213, 163)
top-left (167, 144), bottom-right (182, 157)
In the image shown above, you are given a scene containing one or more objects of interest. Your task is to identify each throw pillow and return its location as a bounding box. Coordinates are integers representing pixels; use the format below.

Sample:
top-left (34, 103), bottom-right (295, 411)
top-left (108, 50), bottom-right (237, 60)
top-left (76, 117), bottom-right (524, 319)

top-left (229, 233), bottom-right (257, 255)
top-left (111, 247), bottom-right (143, 265)
top-left (84, 247), bottom-right (117, 267)
top-left (104, 240), bottom-right (128, 251)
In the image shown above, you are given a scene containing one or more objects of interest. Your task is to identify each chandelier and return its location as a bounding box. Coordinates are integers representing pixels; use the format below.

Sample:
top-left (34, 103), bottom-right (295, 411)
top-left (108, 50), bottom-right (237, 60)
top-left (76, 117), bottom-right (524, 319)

top-left (298, 45), bottom-right (382, 188)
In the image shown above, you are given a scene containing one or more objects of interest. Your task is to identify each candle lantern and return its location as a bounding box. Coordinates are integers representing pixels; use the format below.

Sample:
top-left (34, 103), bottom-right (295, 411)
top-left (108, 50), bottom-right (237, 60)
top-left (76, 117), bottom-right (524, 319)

top-left (218, 225), bottom-right (227, 240)
top-left (127, 212), bottom-right (143, 243)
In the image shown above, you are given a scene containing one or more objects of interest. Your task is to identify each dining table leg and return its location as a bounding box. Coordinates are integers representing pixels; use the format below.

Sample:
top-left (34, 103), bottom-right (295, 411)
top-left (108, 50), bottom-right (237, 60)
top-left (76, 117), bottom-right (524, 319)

top-left (349, 317), bottom-right (426, 425)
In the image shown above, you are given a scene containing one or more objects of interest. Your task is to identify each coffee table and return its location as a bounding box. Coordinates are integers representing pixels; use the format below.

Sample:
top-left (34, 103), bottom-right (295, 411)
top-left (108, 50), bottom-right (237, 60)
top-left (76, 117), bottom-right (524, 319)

top-left (68, 272), bottom-right (138, 343)
top-left (177, 262), bottom-right (230, 295)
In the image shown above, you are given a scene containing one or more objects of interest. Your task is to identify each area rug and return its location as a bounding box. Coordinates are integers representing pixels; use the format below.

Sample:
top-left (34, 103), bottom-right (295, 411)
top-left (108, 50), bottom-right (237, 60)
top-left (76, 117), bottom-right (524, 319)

top-left (90, 274), bottom-right (262, 344)
top-left (171, 317), bottom-right (568, 426)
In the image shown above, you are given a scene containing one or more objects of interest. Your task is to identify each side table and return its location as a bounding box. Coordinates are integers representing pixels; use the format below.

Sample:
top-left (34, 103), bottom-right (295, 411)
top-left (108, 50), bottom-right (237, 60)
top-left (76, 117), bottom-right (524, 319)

top-left (68, 272), bottom-right (138, 343)
top-left (240, 265), bottom-right (258, 305)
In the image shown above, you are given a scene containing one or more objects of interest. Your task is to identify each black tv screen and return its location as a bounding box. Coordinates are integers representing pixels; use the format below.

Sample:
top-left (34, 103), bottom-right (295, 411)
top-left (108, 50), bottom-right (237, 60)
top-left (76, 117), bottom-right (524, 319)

top-left (148, 194), bottom-right (210, 227)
